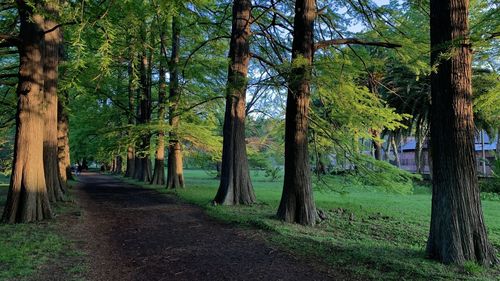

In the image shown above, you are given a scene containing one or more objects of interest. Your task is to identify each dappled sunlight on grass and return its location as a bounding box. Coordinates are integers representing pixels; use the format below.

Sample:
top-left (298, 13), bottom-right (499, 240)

top-left (129, 169), bottom-right (500, 280)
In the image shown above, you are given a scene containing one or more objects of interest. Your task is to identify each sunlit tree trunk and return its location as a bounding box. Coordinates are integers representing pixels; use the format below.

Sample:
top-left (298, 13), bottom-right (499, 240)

top-left (371, 130), bottom-right (382, 161)
top-left (277, 0), bottom-right (317, 225)
top-left (384, 134), bottom-right (392, 161)
top-left (151, 31), bottom-right (167, 185)
top-left (427, 0), bottom-right (498, 265)
top-left (125, 146), bottom-right (135, 177)
top-left (2, 1), bottom-right (52, 223)
top-left (391, 135), bottom-right (401, 167)
top-left (110, 155), bottom-right (121, 174)
top-left (57, 91), bottom-right (72, 183)
top-left (43, 3), bottom-right (65, 202)
top-left (166, 17), bottom-right (185, 189)
top-left (110, 158), bottom-right (115, 173)
top-left (213, 0), bottom-right (255, 204)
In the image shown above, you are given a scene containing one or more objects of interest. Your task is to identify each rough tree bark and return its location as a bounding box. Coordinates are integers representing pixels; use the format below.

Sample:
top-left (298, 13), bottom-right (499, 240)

top-left (276, 0), bottom-right (317, 225)
top-left (2, 1), bottom-right (52, 223)
top-left (57, 91), bottom-right (73, 183)
top-left (43, 4), bottom-right (65, 202)
top-left (426, 0), bottom-right (498, 265)
top-left (133, 52), bottom-right (152, 182)
top-left (151, 30), bottom-right (167, 185)
top-left (213, 0), bottom-right (255, 204)
top-left (166, 17), bottom-right (185, 189)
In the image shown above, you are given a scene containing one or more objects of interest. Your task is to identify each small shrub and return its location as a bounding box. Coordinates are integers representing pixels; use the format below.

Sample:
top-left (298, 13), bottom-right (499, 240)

top-left (480, 192), bottom-right (500, 201)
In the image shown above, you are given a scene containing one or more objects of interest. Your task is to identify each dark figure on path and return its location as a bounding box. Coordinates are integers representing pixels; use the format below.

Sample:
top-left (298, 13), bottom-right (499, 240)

top-left (100, 165), bottom-right (105, 174)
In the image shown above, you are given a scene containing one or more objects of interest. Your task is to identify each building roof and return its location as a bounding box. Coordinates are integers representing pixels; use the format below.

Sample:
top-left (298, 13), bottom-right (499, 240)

top-left (400, 132), bottom-right (498, 152)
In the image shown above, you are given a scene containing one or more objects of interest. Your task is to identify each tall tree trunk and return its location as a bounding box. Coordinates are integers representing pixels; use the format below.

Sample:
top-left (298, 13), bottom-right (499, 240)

top-left (125, 59), bottom-right (136, 177)
top-left (132, 154), bottom-right (142, 178)
top-left (384, 133), bottom-right (392, 161)
top-left (415, 118), bottom-right (428, 174)
top-left (215, 161), bottom-right (222, 179)
top-left (133, 52), bottom-right (152, 183)
top-left (415, 134), bottom-right (423, 173)
top-left (2, 1), bottom-right (52, 223)
top-left (110, 158), bottom-right (115, 173)
top-left (151, 30), bottom-right (167, 185)
top-left (43, 4), bottom-right (65, 202)
top-left (371, 130), bottom-right (382, 161)
top-left (57, 91), bottom-right (73, 183)
top-left (496, 128), bottom-right (500, 160)
top-left (115, 155), bottom-right (122, 174)
top-left (480, 131), bottom-right (486, 176)
top-left (125, 146), bottom-right (135, 177)
top-left (166, 17), bottom-right (185, 189)
top-left (213, 0), bottom-right (255, 204)
top-left (427, 0), bottom-right (498, 265)
top-left (276, 0), bottom-right (316, 225)
top-left (391, 134), bottom-right (401, 167)
top-left (368, 74), bottom-right (382, 161)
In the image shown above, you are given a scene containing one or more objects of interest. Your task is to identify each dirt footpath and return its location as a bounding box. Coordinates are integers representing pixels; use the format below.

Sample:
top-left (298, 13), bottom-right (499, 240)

top-left (70, 173), bottom-right (342, 281)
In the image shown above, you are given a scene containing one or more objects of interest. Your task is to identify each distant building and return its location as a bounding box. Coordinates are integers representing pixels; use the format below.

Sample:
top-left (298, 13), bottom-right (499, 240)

top-left (399, 132), bottom-right (498, 176)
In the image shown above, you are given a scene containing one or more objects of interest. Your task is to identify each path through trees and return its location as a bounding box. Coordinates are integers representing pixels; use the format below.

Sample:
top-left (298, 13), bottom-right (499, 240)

top-left (72, 173), bottom-right (341, 280)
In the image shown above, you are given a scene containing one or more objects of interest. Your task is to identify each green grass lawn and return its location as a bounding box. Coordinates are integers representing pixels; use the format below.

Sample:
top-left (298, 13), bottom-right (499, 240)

top-left (128, 169), bottom-right (500, 281)
top-left (0, 176), bottom-right (83, 281)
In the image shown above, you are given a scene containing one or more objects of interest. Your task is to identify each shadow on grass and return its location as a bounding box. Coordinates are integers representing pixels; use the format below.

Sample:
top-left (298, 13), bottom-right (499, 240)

top-left (272, 233), bottom-right (450, 280)
top-left (122, 174), bottom-right (500, 281)
top-left (0, 181), bottom-right (84, 281)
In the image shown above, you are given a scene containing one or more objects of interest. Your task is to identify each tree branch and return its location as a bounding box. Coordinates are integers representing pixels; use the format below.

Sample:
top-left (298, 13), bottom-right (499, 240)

top-left (0, 34), bottom-right (20, 47)
top-left (488, 32), bottom-right (500, 40)
top-left (0, 49), bottom-right (18, 56)
top-left (181, 35), bottom-right (231, 77)
top-left (0, 73), bottom-right (17, 79)
top-left (250, 52), bottom-right (276, 68)
top-left (43, 21), bottom-right (77, 34)
top-left (314, 38), bottom-right (402, 51)
top-left (175, 95), bottom-right (226, 117)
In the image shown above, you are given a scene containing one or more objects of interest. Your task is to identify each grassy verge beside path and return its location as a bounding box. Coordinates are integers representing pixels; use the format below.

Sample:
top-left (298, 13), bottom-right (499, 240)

top-left (124, 169), bottom-right (500, 281)
top-left (0, 176), bottom-right (84, 281)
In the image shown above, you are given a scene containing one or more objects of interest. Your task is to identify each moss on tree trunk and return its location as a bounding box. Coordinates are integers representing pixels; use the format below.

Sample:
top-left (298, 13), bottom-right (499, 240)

top-left (213, 0), bottom-right (255, 204)
top-left (277, 0), bottom-right (317, 225)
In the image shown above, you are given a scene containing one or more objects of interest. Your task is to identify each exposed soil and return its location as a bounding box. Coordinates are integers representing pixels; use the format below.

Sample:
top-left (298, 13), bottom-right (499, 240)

top-left (57, 173), bottom-right (347, 280)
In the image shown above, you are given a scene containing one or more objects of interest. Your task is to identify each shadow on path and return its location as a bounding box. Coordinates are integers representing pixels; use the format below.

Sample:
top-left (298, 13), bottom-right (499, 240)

top-left (74, 173), bottom-right (340, 281)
